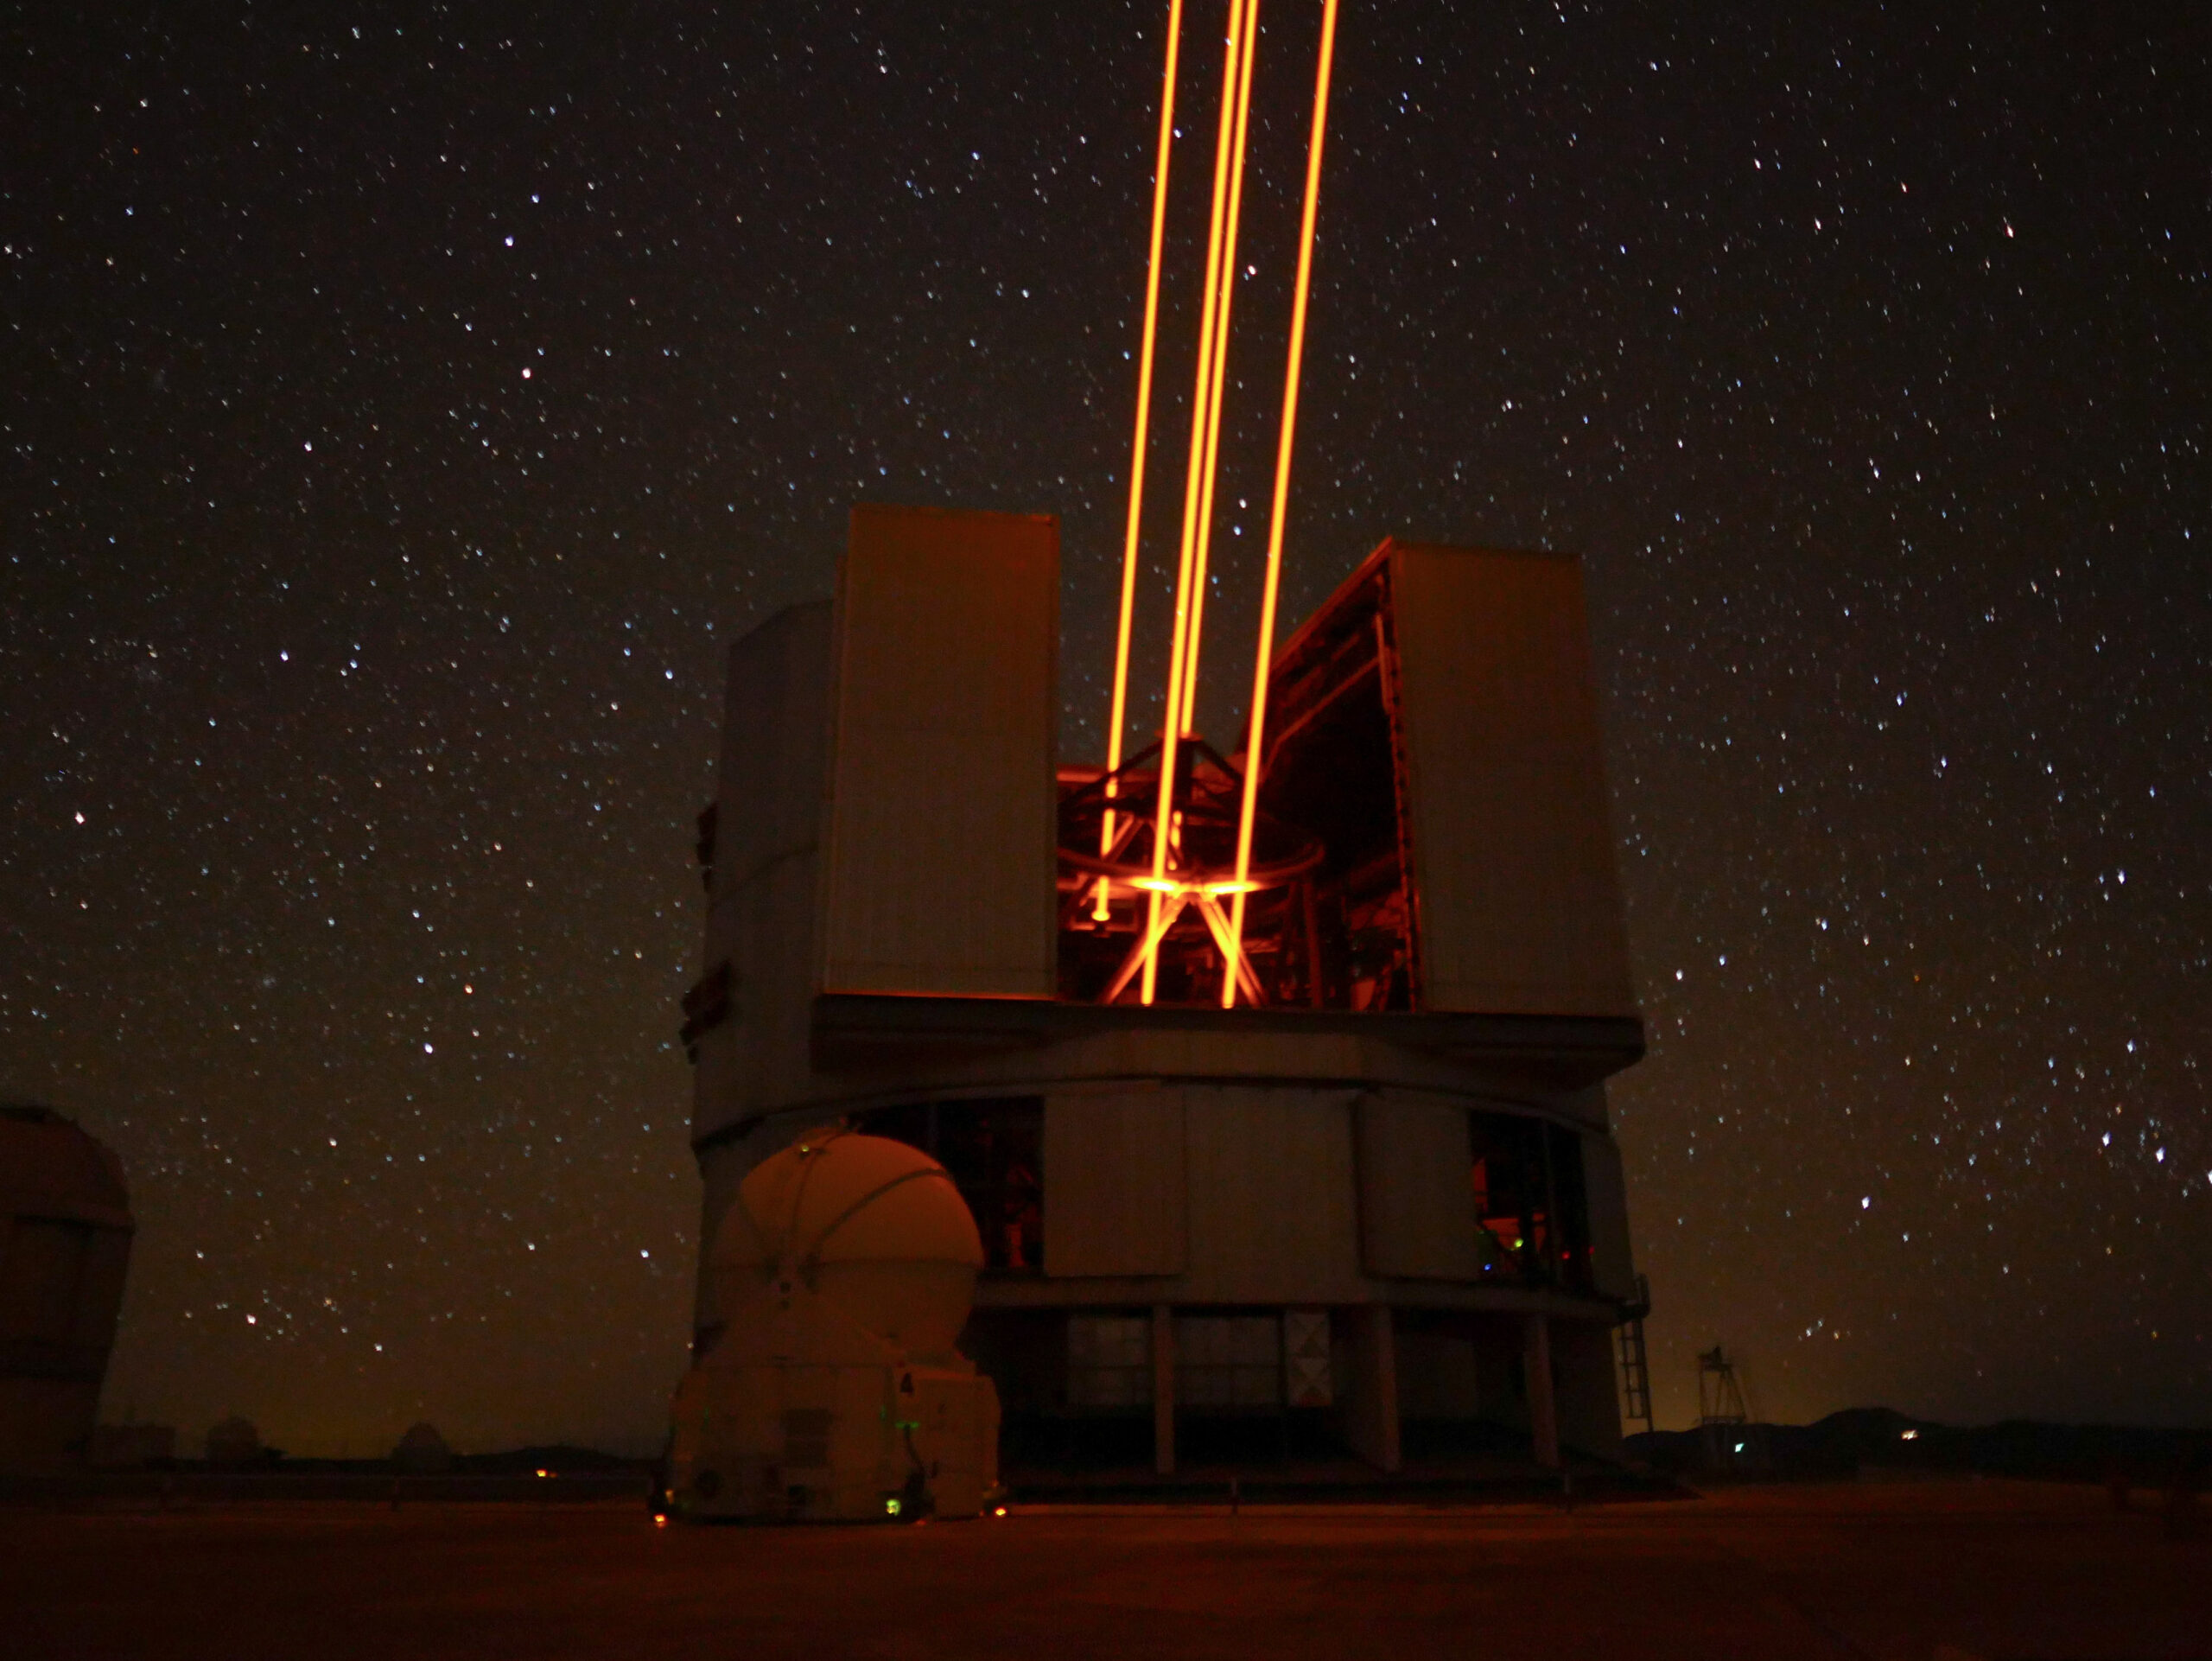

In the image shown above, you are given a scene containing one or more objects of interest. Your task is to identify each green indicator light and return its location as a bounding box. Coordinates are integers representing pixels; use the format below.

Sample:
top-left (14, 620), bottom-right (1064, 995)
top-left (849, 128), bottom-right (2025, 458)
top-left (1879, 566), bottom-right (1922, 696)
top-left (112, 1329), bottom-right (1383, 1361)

top-left (886, 1497), bottom-right (902, 1517)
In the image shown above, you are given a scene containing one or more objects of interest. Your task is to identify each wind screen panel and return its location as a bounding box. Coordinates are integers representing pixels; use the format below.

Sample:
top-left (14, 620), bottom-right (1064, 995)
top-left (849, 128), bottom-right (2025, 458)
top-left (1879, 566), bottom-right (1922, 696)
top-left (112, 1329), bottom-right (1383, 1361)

top-left (820, 505), bottom-right (1059, 996)
top-left (697, 603), bottom-right (836, 1139)
top-left (716, 602), bottom-right (834, 895)
top-left (1180, 1087), bottom-right (1363, 1301)
top-left (1041, 1091), bottom-right (1188, 1277)
top-left (1388, 545), bottom-right (1635, 1016)
top-left (1353, 1094), bottom-right (1488, 1281)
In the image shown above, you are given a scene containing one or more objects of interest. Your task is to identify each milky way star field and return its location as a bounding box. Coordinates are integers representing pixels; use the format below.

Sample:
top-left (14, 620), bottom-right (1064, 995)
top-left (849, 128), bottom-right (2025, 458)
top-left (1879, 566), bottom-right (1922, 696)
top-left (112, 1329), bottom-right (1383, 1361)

top-left (3, 4), bottom-right (2206, 1454)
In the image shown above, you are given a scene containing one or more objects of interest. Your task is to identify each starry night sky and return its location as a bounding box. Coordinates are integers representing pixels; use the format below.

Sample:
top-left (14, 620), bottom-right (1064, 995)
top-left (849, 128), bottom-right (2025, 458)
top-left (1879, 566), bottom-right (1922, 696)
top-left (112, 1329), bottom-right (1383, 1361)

top-left (6, 3), bottom-right (2206, 1455)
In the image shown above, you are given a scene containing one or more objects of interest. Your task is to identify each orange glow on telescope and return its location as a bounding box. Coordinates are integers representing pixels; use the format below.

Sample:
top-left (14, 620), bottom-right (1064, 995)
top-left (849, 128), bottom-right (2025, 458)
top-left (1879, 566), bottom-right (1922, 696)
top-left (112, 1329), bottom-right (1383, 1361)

top-left (1222, 0), bottom-right (1338, 1007)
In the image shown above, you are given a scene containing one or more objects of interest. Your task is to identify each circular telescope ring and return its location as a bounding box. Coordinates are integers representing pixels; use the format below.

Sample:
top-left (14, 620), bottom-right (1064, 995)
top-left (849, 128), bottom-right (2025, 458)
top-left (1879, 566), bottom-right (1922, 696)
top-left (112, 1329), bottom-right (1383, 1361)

top-left (1055, 837), bottom-right (1325, 890)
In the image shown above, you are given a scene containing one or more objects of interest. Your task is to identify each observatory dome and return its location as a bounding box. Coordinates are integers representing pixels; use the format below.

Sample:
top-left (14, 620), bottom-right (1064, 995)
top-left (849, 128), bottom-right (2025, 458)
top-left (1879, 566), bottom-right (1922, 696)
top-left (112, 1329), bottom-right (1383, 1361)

top-left (1, 1104), bottom-right (130, 1225)
top-left (391, 1422), bottom-right (454, 1473)
top-left (709, 1130), bottom-right (982, 1361)
top-left (3, 1105), bottom-right (134, 1474)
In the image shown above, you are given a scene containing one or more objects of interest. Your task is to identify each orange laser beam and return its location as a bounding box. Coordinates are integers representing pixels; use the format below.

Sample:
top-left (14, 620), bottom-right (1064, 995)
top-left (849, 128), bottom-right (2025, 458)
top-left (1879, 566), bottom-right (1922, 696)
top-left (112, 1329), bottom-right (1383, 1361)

top-left (1222, 0), bottom-right (1338, 1009)
top-left (1105, 891), bottom-right (1192, 1004)
top-left (1179, 0), bottom-right (1261, 722)
top-left (1144, 0), bottom-right (1246, 1004)
top-left (1194, 891), bottom-right (1267, 1003)
top-left (1100, 0), bottom-right (1185, 920)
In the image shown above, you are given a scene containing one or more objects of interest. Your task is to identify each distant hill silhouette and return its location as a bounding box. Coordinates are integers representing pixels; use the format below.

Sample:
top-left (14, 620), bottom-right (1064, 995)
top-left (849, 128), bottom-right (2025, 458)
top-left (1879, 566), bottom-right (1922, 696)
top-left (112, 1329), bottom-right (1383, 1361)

top-left (191, 1442), bottom-right (651, 1476)
top-left (1628, 1408), bottom-right (2209, 1484)
top-left (456, 1445), bottom-right (650, 1475)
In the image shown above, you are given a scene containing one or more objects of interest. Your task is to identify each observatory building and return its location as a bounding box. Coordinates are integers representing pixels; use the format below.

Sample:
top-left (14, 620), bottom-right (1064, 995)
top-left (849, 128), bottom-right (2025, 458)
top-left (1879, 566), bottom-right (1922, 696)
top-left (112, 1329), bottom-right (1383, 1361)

top-left (676, 503), bottom-right (1648, 1491)
top-left (2, 1105), bottom-right (135, 1474)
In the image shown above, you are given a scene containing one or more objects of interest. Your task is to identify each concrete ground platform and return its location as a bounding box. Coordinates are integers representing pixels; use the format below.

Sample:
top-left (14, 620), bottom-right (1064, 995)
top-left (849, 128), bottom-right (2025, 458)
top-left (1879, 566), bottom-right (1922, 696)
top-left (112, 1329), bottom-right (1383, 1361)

top-left (1005, 1450), bottom-right (1678, 1505)
top-left (5, 1480), bottom-right (2205, 1659)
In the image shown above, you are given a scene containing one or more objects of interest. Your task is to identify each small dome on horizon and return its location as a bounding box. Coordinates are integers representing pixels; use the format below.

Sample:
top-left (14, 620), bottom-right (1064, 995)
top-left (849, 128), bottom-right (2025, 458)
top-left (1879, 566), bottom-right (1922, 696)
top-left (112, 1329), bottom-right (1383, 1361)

top-left (392, 1421), bottom-right (454, 1472)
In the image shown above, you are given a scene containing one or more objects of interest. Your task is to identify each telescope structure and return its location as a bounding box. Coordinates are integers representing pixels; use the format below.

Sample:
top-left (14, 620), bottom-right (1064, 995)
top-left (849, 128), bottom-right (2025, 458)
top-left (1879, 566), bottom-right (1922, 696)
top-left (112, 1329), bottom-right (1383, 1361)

top-left (670, 0), bottom-right (1648, 1507)
top-left (674, 504), bottom-right (1648, 1491)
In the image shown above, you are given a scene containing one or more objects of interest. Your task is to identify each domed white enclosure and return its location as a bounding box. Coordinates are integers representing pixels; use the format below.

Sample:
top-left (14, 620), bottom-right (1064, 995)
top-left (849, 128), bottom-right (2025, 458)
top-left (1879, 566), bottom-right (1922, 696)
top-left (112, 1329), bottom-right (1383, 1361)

top-left (667, 1130), bottom-right (1001, 1522)
top-left (708, 1128), bottom-right (983, 1363)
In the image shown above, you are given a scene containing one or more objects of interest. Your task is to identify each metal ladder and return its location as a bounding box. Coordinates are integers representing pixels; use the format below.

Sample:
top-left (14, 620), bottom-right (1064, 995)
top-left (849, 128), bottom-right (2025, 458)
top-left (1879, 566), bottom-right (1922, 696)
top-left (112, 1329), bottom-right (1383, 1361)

top-left (1616, 1275), bottom-right (1653, 1433)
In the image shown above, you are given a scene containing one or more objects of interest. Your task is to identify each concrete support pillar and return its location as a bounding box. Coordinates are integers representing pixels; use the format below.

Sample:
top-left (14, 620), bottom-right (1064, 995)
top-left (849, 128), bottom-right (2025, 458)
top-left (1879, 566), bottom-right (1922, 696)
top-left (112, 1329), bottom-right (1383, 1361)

top-left (1551, 1317), bottom-right (1625, 1457)
top-left (1151, 1304), bottom-right (1176, 1475)
top-left (1523, 1312), bottom-right (1560, 1468)
top-left (1341, 1303), bottom-right (1401, 1473)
